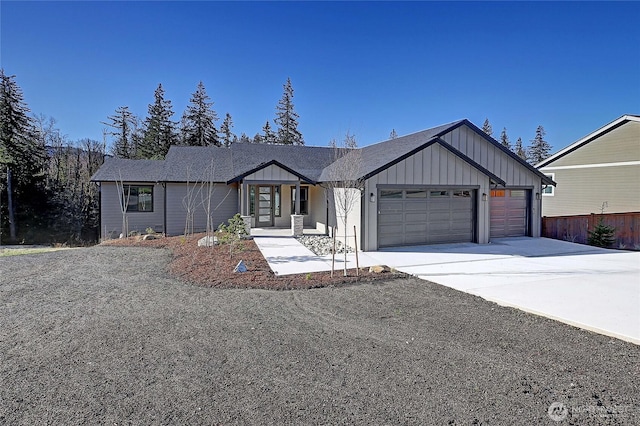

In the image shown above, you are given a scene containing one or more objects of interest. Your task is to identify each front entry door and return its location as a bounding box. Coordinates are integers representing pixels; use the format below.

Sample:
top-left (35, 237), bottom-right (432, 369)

top-left (256, 186), bottom-right (274, 227)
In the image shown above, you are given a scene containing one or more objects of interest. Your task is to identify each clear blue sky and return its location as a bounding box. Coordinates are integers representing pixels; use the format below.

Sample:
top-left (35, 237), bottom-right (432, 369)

top-left (2, 1), bottom-right (639, 153)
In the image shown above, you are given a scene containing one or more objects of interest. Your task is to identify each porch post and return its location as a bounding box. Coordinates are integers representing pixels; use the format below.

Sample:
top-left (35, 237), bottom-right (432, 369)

top-left (240, 180), bottom-right (252, 236)
top-left (241, 181), bottom-right (248, 215)
top-left (295, 180), bottom-right (301, 215)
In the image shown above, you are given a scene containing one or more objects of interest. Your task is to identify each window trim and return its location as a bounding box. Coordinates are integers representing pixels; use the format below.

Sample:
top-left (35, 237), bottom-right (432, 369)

top-left (542, 173), bottom-right (555, 196)
top-left (291, 186), bottom-right (309, 215)
top-left (122, 185), bottom-right (154, 213)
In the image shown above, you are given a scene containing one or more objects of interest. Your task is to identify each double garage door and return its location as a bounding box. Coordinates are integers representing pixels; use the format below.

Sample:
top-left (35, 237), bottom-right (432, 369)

top-left (378, 188), bottom-right (474, 248)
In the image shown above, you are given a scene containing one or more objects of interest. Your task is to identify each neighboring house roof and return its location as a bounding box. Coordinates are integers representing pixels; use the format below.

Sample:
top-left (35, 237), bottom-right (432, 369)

top-left (90, 157), bottom-right (165, 182)
top-left (536, 114), bottom-right (640, 168)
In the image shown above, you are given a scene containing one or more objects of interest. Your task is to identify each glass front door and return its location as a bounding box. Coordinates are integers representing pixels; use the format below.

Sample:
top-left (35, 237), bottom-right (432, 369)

top-left (257, 186), bottom-right (273, 227)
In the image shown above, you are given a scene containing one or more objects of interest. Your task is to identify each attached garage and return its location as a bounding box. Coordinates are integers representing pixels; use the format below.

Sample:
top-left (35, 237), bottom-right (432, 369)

top-left (490, 189), bottom-right (530, 238)
top-left (378, 188), bottom-right (475, 247)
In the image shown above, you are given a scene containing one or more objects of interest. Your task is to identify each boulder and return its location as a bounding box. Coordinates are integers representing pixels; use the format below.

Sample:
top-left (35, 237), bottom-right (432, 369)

top-left (369, 265), bottom-right (387, 273)
top-left (197, 236), bottom-right (218, 247)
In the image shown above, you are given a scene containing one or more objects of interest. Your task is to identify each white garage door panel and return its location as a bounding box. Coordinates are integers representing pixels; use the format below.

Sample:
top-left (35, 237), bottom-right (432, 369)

top-left (378, 188), bottom-right (474, 248)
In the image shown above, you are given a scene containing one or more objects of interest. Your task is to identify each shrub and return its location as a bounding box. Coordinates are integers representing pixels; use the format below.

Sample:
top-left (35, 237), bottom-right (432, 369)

top-left (587, 218), bottom-right (615, 248)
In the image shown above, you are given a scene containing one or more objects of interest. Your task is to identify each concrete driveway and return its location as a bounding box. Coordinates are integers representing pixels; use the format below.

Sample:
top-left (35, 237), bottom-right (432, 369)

top-left (366, 237), bottom-right (640, 344)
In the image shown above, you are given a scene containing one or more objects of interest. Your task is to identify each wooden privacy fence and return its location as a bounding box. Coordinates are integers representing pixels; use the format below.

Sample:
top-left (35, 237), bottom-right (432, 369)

top-left (542, 212), bottom-right (640, 249)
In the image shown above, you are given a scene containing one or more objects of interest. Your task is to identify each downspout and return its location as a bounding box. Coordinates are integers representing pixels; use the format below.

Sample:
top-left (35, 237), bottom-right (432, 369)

top-left (162, 182), bottom-right (167, 236)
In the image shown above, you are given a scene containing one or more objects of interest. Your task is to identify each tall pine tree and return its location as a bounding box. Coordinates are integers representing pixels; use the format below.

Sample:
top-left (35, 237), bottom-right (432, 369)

top-left (529, 125), bottom-right (552, 164)
top-left (514, 137), bottom-right (527, 161)
top-left (219, 113), bottom-right (236, 147)
top-left (180, 81), bottom-right (219, 147)
top-left (0, 69), bottom-right (47, 242)
top-left (105, 106), bottom-right (136, 158)
top-left (274, 78), bottom-right (304, 145)
top-left (481, 118), bottom-right (493, 137)
top-left (139, 84), bottom-right (177, 159)
top-left (499, 127), bottom-right (511, 150)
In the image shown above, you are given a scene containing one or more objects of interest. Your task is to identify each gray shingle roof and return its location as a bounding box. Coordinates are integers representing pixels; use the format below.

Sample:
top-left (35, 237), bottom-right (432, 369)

top-left (90, 157), bottom-right (165, 182)
top-left (163, 146), bottom-right (233, 182)
top-left (229, 143), bottom-right (336, 182)
top-left (91, 119), bottom-right (551, 186)
top-left (319, 120), bottom-right (463, 182)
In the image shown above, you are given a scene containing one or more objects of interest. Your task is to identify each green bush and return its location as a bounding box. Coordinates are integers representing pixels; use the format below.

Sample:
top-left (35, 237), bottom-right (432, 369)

top-left (587, 218), bottom-right (615, 248)
top-left (217, 214), bottom-right (248, 238)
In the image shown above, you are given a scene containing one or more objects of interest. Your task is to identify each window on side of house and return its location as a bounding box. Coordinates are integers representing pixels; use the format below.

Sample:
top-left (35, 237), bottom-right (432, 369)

top-left (291, 186), bottom-right (309, 215)
top-left (542, 174), bottom-right (555, 196)
top-left (123, 185), bottom-right (153, 212)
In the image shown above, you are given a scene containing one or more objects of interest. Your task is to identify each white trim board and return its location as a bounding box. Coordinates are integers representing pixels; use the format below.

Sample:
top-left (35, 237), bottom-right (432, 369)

top-left (541, 160), bottom-right (640, 171)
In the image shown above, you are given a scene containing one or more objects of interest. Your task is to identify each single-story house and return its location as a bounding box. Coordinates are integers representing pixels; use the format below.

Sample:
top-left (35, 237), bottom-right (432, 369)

top-left (536, 114), bottom-right (640, 217)
top-left (91, 119), bottom-right (554, 251)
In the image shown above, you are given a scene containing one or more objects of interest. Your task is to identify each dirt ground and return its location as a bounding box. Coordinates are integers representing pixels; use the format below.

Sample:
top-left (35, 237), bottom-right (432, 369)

top-left (102, 233), bottom-right (400, 289)
top-left (1, 246), bottom-right (638, 425)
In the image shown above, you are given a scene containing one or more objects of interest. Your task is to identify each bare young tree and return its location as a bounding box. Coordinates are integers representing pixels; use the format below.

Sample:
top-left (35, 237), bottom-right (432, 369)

top-left (182, 165), bottom-right (202, 236)
top-left (199, 159), bottom-right (233, 247)
top-left (323, 131), bottom-right (364, 276)
top-left (115, 170), bottom-right (131, 238)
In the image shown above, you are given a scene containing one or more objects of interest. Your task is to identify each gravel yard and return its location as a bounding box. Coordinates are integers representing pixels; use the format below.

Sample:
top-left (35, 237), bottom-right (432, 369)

top-left (1, 246), bottom-right (638, 425)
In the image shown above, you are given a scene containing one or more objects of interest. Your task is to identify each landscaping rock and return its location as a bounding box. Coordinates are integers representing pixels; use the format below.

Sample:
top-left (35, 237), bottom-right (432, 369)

top-left (369, 265), bottom-right (387, 273)
top-left (142, 234), bottom-right (157, 241)
top-left (197, 235), bottom-right (218, 247)
top-left (295, 235), bottom-right (354, 256)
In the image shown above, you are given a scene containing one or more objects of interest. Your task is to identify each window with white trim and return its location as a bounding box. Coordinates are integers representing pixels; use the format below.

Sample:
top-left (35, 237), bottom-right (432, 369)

top-left (542, 174), bottom-right (555, 196)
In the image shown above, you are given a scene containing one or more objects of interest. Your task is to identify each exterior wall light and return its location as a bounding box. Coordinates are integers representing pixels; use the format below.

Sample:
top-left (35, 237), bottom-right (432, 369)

top-left (482, 193), bottom-right (487, 201)
top-left (370, 192), bottom-right (376, 203)
top-left (535, 192), bottom-right (541, 200)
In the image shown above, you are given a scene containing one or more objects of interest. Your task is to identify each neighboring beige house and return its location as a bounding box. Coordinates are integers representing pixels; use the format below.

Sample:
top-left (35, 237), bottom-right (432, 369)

top-left (537, 115), bottom-right (640, 217)
top-left (92, 119), bottom-right (553, 251)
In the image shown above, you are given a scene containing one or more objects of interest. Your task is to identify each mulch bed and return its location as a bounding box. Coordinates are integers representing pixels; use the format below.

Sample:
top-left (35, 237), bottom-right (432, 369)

top-left (101, 233), bottom-right (402, 290)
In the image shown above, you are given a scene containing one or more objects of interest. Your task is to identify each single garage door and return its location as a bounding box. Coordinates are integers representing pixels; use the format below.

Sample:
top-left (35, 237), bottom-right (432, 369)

top-left (490, 189), bottom-right (529, 238)
top-left (378, 188), bottom-right (474, 248)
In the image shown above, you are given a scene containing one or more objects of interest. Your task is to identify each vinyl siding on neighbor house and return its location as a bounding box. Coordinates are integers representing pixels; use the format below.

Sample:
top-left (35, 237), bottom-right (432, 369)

top-left (100, 182), bottom-right (165, 238)
top-left (362, 142), bottom-right (491, 251)
top-left (539, 121), bottom-right (640, 217)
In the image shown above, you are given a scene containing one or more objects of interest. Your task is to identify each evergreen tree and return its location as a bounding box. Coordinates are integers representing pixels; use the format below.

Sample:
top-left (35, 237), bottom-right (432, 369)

top-left (219, 113), bottom-right (236, 147)
top-left (514, 137), bottom-right (527, 161)
top-left (529, 125), bottom-right (552, 164)
top-left (105, 106), bottom-right (136, 158)
top-left (139, 84), bottom-right (177, 159)
top-left (481, 118), bottom-right (493, 137)
top-left (389, 129), bottom-right (398, 139)
top-left (252, 133), bottom-right (264, 144)
top-left (180, 81), bottom-right (219, 147)
top-left (262, 120), bottom-right (276, 144)
top-left (0, 69), bottom-right (47, 242)
top-left (238, 133), bottom-right (251, 144)
top-left (274, 77), bottom-right (304, 145)
top-left (499, 127), bottom-right (511, 150)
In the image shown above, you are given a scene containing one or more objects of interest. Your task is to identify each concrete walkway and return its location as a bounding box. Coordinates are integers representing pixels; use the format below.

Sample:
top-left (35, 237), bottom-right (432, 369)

top-left (254, 235), bottom-right (640, 344)
top-left (253, 236), bottom-right (382, 276)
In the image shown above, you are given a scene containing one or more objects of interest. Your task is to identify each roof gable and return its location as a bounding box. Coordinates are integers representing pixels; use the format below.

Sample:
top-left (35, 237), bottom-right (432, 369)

top-left (536, 115), bottom-right (640, 168)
